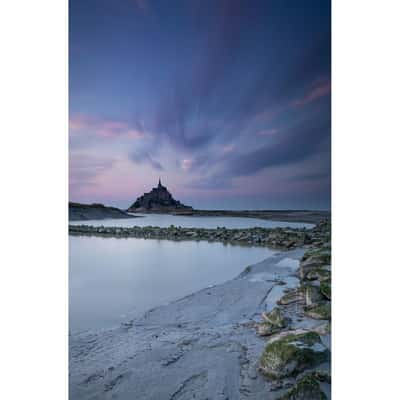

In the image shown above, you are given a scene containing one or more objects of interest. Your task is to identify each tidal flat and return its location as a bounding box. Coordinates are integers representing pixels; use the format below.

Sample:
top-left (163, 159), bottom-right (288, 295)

top-left (69, 219), bottom-right (331, 399)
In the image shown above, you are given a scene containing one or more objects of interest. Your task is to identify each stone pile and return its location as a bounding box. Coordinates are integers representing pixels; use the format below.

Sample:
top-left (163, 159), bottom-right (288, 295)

top-left (69, 224), bottom-right (317, 249)
top-left (257, 220), bottom-right (331, 399)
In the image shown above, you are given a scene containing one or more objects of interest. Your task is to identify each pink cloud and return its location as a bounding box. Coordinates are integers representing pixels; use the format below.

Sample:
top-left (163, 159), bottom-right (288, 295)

top-left (222, 144), bottom-right (235, 153)
top-left (69, 113), bottom-right (146, 139)
top-left (181, 158), bottom-right (193, 171)
top-left (293, 79), bottom-right (331, 107)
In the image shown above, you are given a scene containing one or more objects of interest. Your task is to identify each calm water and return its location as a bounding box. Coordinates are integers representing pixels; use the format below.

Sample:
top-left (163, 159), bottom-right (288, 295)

top-left (70, 213), bottom-right (313, 229)
top-left (70, 236), bottom-right (274, 333)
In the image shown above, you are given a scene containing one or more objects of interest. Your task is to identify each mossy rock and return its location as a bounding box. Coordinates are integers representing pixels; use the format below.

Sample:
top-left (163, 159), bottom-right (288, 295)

top-left (263, 308), bottom-right (289, 328)
top-left (257, 322), bottom-right (283, 337)
top-left (304, 268), bottom-right (331, 282)
top-left (312, 369), bottom-right (331, 383)
top-left (320, 281), bottom-right (331, 300)
top-left (302, 284), bottom-right (324, 306)
top-left (258, 308), bottom-right (290, 336)
top-left (277, 373), bottom-right (327, 400)
top-left (305, 302), bottom-right (331, 320)
top-left (259, 332), bottom-right (329, 379)
top-left (313, 321), bottom-right (331, 335)
top-left (301, 250), bottom-right (331, 265)
top-left (278, 289), bottom-right (304, 305)
top-left (299, 259), bottom-right (330, 281)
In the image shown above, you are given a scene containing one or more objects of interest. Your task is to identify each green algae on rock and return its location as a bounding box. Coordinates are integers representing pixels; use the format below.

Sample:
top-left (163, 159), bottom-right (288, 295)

top-left (263, 308), bottom-right (289, 327)
top-left (259, 331), bottom-right (329, 379)
top-left (320, 281), bottom-right (331, 300)
top-left (304, 302), bottom-right (331, 320)
top-left (303, 284), bottom-right (324, 306)
top-left (277, 373), bottom-right (327, 400)
top-left (277, 289), bottom-right (304, 306)
top-left (303, 267), bottom-right (331, 282)
top-left (257, 308), bottom-right (290, 336)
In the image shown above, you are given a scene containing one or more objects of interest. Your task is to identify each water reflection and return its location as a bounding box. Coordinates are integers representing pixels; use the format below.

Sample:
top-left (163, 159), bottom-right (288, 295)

top-left (69, 236), bottom-right (274, 333)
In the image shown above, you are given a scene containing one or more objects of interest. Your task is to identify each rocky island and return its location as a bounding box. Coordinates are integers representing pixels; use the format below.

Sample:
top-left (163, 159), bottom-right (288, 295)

top-left (127, 179), bottom-right (193, 213)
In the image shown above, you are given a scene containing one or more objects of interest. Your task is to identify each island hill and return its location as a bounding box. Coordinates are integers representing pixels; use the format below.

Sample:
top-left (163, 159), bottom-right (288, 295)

top-left (127, 179), bottom-right (193, 213)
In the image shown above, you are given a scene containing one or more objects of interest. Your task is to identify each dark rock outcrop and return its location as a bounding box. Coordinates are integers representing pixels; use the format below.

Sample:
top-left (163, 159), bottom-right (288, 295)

top-left (69, 202), bottom-right (135, 221)
top-left (127, 179), bottom-right (192, 212)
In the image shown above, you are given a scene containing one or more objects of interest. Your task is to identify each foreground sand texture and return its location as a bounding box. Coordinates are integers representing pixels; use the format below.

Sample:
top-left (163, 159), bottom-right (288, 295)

top-left (69, 221), bottom-right (331, 400)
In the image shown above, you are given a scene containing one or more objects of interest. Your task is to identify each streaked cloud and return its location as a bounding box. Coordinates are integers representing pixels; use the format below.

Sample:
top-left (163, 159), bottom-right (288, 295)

top-left (70, 114), bottom-right (146, 140)
top-left (69, 153), bottom-right (116, 189)
top-left (129, 150), bottom-right (164, 171)
top-left (293, 79), bottom-right (331, 107)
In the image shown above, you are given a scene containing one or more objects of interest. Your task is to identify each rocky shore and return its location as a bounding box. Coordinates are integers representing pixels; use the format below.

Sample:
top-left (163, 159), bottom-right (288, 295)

top-left (69, 223), bottom-right (326, 250)
top-left (256, 221), bottom-right (331, 398)
top-left (69, 220), bottom-right (331, 399)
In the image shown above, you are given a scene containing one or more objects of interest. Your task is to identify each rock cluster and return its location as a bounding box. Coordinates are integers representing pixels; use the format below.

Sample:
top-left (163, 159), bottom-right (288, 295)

top-left (278, 372), bottom-right (329, 399)
top-left (127, 179), bottom-right (192, 212)
top-left (257, 220), bottom-right (331, 398)
top-left (260, 331), bottom-right (329, 379)
top-left (69, 224), bottom-right (318, 250)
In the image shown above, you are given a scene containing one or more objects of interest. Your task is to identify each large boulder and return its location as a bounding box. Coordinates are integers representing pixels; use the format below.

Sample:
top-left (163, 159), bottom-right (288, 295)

top-left (277, 373), bottom-right (327, 400)
top-left (259, 331), bottom-right (329, 379)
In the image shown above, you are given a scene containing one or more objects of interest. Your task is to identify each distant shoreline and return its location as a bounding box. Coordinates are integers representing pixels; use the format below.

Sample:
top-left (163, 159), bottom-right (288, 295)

top-left (127, 209), bottom-right (330, 224)
top-left (69, 201), bottom-right (330, 224)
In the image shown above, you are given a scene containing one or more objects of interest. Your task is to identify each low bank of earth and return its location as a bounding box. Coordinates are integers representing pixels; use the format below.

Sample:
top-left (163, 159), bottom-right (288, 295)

top-left (69, 202), bottom-right (137, 221)
top-left (69, 220), bottom-right (331, 399)
top-left (127, 209), bottom-right (330, 225)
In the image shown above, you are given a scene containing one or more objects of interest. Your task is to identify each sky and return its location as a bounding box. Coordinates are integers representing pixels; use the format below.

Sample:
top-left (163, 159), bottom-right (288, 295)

top-left (69, 0), bottom-right (331, 210)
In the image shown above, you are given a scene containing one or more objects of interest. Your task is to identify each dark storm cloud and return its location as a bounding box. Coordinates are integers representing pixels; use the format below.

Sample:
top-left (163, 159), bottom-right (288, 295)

top-left (187, 110), bottom-right (331, 190)
top-left (150, 0), bottom-right (258, 151)
top-left (227, 119), bottom-right (330, 177)
top-left (144, 0), bottom-right (331, 160)
top-left (288, 170), bottom-right (331, 183)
